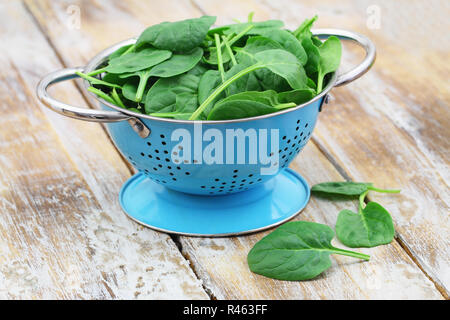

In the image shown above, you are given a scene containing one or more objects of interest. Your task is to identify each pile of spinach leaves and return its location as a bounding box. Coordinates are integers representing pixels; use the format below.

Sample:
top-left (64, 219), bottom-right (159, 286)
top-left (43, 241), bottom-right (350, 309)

top-left (80, 14), bottom-right (341, 120)
top-left (247, 182), bottom-right (401, 281)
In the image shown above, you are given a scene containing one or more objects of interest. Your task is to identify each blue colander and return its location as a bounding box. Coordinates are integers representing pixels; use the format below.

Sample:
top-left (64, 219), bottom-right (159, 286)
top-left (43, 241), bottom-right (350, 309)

top-left (37, 29), bottom-right (375, 236)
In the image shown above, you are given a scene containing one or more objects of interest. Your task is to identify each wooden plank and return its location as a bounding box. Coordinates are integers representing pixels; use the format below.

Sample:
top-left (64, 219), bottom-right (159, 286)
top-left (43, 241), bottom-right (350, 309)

top-left (192, 0), bottom-right (450, 296)
top-left (0, 1), bottom-right (207, 299)
top-left (180, 145), bottom-right (443, 299)
top-left (26, 0), bottom-right (445, 299)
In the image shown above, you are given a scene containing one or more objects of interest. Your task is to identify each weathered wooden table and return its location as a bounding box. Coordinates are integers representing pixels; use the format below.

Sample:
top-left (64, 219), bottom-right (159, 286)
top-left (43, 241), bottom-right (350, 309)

top-left (0, 0), bottom-right (448, 299)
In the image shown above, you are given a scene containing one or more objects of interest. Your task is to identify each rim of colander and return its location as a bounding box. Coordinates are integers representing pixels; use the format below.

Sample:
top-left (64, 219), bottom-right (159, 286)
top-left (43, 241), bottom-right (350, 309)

top-left (83, 38), bottom-right (337, 124)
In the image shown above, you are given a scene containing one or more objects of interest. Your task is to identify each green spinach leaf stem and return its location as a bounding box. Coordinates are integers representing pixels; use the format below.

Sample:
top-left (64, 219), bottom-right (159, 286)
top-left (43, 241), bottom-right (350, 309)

top-left (330, 247), bottom-right (370, 261)
top-left (189, 63), bottom-right (264, 120)
top-left (367, 186), bottom-right (401, 194)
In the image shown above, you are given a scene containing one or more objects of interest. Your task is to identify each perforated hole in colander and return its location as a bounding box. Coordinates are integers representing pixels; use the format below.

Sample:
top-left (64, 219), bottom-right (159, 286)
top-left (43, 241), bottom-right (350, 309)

top-left (126, 115), bottom-right (315, 195)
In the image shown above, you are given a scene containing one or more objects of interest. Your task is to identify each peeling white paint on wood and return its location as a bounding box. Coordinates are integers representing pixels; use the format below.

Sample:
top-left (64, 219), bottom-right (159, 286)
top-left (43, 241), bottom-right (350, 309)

top-left (179, 143), bottom-right (443, 299)
top-left (0, 1), bottom-right (207, 299)
top-left (246, 0), bottom-right (450, 295)
top-left (11, 0), bottom-right (448, 299)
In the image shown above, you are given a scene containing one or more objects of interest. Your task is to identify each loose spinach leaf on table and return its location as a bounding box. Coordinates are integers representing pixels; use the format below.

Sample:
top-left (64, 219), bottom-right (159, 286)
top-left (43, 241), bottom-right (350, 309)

top-left (336, 202), bottom-right (395, 248)
top-left (136, 16), bottom-right (216, 52)
top-left (312, 182), bottom-right (374, 197)
top-left (247, 221), bottom-right (370, 281)
top-left (311, 181), bottom-right (401, 197)
top-left (311, 182), bottom-right (400, 248)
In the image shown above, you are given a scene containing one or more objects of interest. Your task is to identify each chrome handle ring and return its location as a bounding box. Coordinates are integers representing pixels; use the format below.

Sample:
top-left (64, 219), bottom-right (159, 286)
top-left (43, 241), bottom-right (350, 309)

top-left (36, 67), bottom-right (131, 122)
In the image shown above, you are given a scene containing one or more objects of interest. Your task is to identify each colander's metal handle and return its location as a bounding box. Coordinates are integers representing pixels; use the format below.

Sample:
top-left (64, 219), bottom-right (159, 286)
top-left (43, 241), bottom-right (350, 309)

top-left (36, 67), bottom-right (131, 122)
top-left (312, 28), bottom-right (376, 87)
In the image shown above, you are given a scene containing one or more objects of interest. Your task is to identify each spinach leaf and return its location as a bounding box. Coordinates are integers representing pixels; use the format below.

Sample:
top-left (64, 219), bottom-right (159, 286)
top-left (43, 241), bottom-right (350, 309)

top-left (187, 62), bottom-right (208, 77)
top-left (312, 182), bottom-right (374, 197)
top-left (145, 73), bottom-right (199, 114)
top-left (236, 42), bottom-right (308, 90)
top-left (189, 49), bottom-right (307, 120)
top-left (235, 36), bottom-right (282, 63)
top-left (149, 92), bottom-right (198, 120)
top-left (118, 69), bottom-right (152, 102)
top-left (214, 90), bottom-right (282, 106)
top-left (312, 36), bottom-right (323, 47)
top-left (146, 91), bottom-right (177, 113)
top-left (236, 36), bottom-right (290, 92)
top-left (198, 70), bottom-right (222, 103)
top-left (224, 62), bottom-right (262, 96)
top-left (108, 44), bottom-right (134, 61)
top-left (122, 79), bottom-right (147, 103)
top-left (257, 29), bottom-right (308, 65)
top-left (204, 47), bottom-right (231, 65)
top-left (197, 70), bottom-right (225, 117)
top-left (312, 182), bottom-right (400, 248)
top-left (101, 72), bottom-right (128, 86)
top-left (247, 221), bottom-right (370, 281)
top-left (208, 99), bottom-right (292, 120)
top-left (175, 92), bottom-right (198, 113)
top-left (104, 47), bottom-right (172, 74)
top-left (336, 202), bottom-right (395, 248)
top-left (118, 48), bottom-right (202, 102)
top-left (148, 47), bottom-right (203, 78)
top-left (302, 36), bottom-right (342, 92)
top-left (307, 77), bottom-right (317, 90)
top-left (136, 16), bottom-right (216, 52)
top-left (211, 20), bottom-right (284, 36)
top-left (208, 90), bottom-right (296, 120)
top-left (277, 88), bottom-right (316, 105)
top-left (293, 15), bottom-right (317, 41)
top-left (81, 15), bottom-right (342, 120)
top-left (254, 49), bottom-right (307, 90)
top-left (311, 182), bottom-right (401, 197)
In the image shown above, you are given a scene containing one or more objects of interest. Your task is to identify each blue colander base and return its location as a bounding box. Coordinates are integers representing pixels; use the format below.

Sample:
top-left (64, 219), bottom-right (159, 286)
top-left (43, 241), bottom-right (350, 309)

top-left (119, 168), bottom-right (310, 236)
